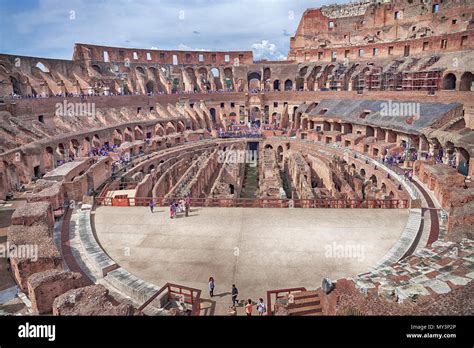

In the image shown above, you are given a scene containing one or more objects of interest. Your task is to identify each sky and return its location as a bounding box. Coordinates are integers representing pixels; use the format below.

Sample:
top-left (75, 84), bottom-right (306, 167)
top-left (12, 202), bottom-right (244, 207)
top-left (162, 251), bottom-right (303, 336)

top-left (0, 0), bottom-right (348, 61)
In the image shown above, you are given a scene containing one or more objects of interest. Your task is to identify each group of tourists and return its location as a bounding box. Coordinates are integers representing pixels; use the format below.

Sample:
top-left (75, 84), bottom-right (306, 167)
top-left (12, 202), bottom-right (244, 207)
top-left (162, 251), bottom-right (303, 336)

top-left (149, 198), bottom-right (191, 218)
top-left (208, 278), bottom-right (267, 316)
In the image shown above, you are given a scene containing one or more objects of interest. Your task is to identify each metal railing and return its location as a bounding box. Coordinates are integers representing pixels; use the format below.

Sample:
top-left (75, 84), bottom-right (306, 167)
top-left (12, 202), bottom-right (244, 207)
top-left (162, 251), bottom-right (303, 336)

top-left (138, 282), bottom-right (201, 316)
top-left (95, 196), bottom-right (409, 209)
top-left (266, 287), bottom-right (307, 316)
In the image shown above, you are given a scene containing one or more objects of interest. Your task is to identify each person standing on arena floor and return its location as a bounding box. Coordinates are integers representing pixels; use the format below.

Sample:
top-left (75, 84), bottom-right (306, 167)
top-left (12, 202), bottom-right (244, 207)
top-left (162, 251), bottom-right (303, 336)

top-left (149, 200), bottom-right (154, 213)
top-left (231, 284), bottom-right (239, 306)
top-left (208, 277), bottom-right (215, 297)
top-left (256, 298), bottom-right (266, 316)
top-left (245, 299), bottom-right (253, 316)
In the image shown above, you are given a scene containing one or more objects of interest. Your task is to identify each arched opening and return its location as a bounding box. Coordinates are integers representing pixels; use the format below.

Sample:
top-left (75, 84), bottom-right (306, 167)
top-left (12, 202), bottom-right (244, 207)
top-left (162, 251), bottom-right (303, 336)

top-left (124, 128), bottom-right (133, 142)
top-left (56, 143), bottom-right (66, 161)
top-left (457, 147), bottom-right (470, 176)
top-left (273, 80), bottom-right (280, 91)
top-left (210, 108), bottom-right (217, 123)
top-left (155, 124), bottom-right (165, 137)
top-left (229, 184), bottom-right (235, 195)
top-left (211, 68), bottom-right (219, 78)
top-left (277, 146), bottom-right (283, 162)
top-left (295, 78), bottom-right (304, 91)
top-left (10, 76), bottom-right (21, 95)
top-left (176, 121), bottom-right (185, 133)
top-left (43, 147), bottom-right (54, 171)
top-left (459, 72), bottom-right (473, 91)
top-left (442, 73), bottom-right (456, 90)
top-left (369, 174), bottom-right (378, 187)
top-left (146, 81), bottom-right (154, 94)
top-left (91, 65), bottom-right (101, 74)
top-left (134, 126), bottom-right (144, 140)
top-left (381, 182), bottom-right (387, 194)
top-left (360, 168), bottom-right (366, 177)
top-left (35, 62), bottom-right (50, 73)
top-left (366, 126), bottom-right (375, 137)
top-left (284, 79), bottom-right (293, 91)
top-left (70, 139), bottom-right (80, 157)
top-left (263, 67), bottom-right (271, 81)
top-left (248, 72), bottom-right (261, 90)
top-left (264, 144), bottom-right (273, 149)
top-left (92, 135), bottom-right (101, 148)
top-left (136, 66), bottom-right (145, 75)
top-left (113, 129), bottom-right (123, 146)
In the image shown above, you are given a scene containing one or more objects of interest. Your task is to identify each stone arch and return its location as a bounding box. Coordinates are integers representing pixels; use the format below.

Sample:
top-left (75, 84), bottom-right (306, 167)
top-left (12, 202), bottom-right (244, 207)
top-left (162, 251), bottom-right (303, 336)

top-left (10, 76), bottom-right (21, 95)
top-left (92, 134), bottom-right (101, 148)
top-left (113, 129), bottom-right (123, 145)
top-left (145, 81), bottom-right (154, 94)
top-left (457, 147), bottom-right (470, 176)
top-left (134, 125), bottom-right (144, 140)
top-left (70, 139), bottom-right (80, 157)
top-left (459, 72), bottom-right (473, 91)
top-left (165, 122), bottom-right (176, 135)
top-left (209, 108), bottom-right (217, 123)
top-left (248, 72), bottom-right (261, 90)
top-left (277, 145), bottom-right (284, 162)
top-left (284, 79), bottom-right (293, 91)
top-left (442, 73), bottom-right (456, 90)
top-left (35, 62), bottom-right (50, 73)
top-left (91, 65), bottom-right (101, 74)
top-left (211, 68), bottom-right (219, 77)
top-left (155, 124), bottom-right (165, 137)
top-left (273, 80), bottom-right (280, 91)
top-left (263, 67), bottom-right (271, 81)
top-left (57, 143), bottom-right (66, 159)
top-left (43, 147), bottom-right (54, 172)
top-left (136, 66), bottom-right (146, 76)
top-left (176, 121), bottom-right (185, 133)
top-left (124, 127), bottom-right (133, 142)
top-left (369, 174), bottom-right (378, 187)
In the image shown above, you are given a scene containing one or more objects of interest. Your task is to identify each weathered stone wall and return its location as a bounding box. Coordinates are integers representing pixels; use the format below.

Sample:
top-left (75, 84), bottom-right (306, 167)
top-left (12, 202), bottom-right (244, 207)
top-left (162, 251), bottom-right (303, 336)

top-left (52, 284), bottom-right (141, 316)
top-left (27, 270), bottom-right (85, 314)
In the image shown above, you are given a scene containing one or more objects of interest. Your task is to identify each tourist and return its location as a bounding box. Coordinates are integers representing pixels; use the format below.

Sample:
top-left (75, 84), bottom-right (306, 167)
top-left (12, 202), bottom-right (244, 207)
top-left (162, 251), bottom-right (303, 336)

top-left (245, 299), bottom-right (253, 316)
top-left (149, 200), bottom-right (154, 213)
top-left (169, 202), bottom-right (175, 219)
top-left (185, 199), bottom-right (190, 217)
top-left (228, 305), bottom-right (237, 316)
top-left (256, 298), bottom-right (266, 316)
top-left (208, 277), bottom-right (215, 297)
top-left (231, 284), bottom-right (239, 306)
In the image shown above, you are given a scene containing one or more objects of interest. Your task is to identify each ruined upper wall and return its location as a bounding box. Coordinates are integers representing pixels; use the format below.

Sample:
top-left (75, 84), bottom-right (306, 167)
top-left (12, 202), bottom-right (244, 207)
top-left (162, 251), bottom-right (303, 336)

top-left (290, 0), bottom-right (474, 61)
top-left (73, 43), bottom-right (253, 66)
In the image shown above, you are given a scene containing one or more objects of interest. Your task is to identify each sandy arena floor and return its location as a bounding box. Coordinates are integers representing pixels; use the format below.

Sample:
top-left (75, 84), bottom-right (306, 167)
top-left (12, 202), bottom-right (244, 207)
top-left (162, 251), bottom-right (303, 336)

top-left (94, 206), bottom-right (409, 314)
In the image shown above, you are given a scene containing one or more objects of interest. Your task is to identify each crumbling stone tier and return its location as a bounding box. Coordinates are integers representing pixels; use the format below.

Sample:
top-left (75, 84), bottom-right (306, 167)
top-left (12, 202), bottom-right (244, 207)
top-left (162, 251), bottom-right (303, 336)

top-left (0, 0), bottom-right (472, 315)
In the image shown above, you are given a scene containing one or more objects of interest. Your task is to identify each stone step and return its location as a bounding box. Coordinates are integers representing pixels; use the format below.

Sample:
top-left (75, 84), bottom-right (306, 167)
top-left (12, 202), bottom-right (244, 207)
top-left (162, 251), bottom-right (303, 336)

top-left (288, 304), bottom-right (322, 316)
top-left (290, 297), bottom-right (321, 308)
top-left (292, 290), bottom-right (319, 299)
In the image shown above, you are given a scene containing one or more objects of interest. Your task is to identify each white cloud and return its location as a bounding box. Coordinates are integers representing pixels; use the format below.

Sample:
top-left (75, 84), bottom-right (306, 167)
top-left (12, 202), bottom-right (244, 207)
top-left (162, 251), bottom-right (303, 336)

top-left (177, 44), bottom-right (210, 51)
top-left (251, 40), bottom-right (286, 61)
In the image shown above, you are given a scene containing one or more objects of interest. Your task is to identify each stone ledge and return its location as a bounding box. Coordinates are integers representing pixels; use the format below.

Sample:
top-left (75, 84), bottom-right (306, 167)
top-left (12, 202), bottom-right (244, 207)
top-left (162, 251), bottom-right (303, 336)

top-left (70, 207), bottom-right (118, 277)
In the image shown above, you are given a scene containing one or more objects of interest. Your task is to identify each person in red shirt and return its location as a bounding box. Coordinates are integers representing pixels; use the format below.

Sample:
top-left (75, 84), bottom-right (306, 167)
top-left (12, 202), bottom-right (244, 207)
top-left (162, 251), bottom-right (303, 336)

top-left (245, 299), bottom-right (253, 316)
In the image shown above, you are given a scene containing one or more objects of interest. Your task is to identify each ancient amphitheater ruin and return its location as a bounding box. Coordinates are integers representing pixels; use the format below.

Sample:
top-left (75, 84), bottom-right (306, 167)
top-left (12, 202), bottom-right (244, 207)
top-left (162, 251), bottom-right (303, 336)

top-left (0, 0), bottom-right (473, 318)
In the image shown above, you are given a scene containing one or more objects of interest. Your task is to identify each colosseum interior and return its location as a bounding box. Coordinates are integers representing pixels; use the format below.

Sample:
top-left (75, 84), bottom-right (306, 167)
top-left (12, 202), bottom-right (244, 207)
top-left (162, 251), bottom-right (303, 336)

top-left (0, 0), bottom-right (473, 323)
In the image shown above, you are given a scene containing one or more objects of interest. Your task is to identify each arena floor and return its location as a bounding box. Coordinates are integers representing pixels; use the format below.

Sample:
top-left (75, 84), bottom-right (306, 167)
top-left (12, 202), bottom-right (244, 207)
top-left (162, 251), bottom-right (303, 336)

top-left (94, 206), bottom-right (409, 315)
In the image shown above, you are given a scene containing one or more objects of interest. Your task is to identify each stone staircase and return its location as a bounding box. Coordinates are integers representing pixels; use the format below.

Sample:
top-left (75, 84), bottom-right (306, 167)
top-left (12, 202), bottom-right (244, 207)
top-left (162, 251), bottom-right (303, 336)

top-left (287, 290), bottom-right (323, 316)
top-left (240, 163), bottom-right (259, 198)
